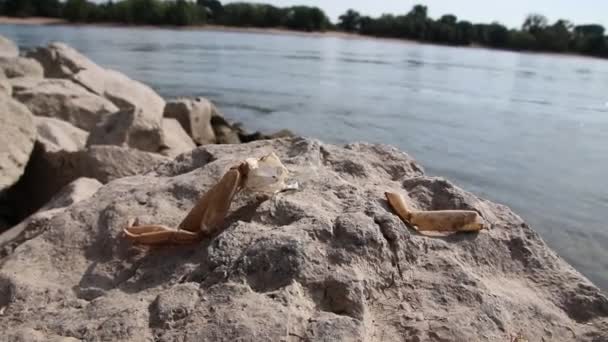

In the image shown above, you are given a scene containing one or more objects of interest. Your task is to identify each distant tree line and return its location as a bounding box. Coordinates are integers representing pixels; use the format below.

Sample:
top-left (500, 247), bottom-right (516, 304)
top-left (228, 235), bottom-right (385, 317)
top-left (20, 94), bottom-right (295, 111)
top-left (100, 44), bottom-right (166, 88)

top-left (1, 1), bottom-right (607, 57)
top-left (338, 5), bottom-right (608, 57)
top-left (0, 0), bottom-right (330, 30)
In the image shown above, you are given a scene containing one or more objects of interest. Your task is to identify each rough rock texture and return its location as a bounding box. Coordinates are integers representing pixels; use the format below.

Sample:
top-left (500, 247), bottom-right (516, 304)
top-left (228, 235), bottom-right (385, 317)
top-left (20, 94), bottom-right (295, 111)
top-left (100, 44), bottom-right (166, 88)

top-left (212, 115), bottom-right (242, 144)
top-left (236, 123), bottom-right (296, 143)
top-left (0, 137), bottom-right (605, 341)
top-left (0, 72), bottom-right (10, 96)
top-left (0, 35), bottom-right (18, 58)
top-left (35, 116), bottom-right (89, 153)
top-left (40, 177), bottom-right (103, 212)
top-left (9, 76), bottom-right (43, 93)
top-left (87, 107), bottom-right (164, 153)
top-left (0, 177), bottom-right (102, 256)
top-left (27, 43), bottom-right (164, 149)
top-left (0, 93), bottom-right (36, 192)
top-left (160, 118), bottom-right (196, 158)
top-left (8, 145), bottom-right (169, 221)
top-left (14, 79), bottom-right (119, 131)
top-left (0, 57), bottom-right (44, 79)
top-left (164, 98), bottom-right (217, 145)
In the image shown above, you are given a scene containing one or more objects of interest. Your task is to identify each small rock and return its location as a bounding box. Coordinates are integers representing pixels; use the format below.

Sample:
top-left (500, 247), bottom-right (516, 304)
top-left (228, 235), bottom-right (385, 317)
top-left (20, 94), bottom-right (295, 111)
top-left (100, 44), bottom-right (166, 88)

top-left (0, 57), bottom-right (44, 79)
top-left (215, 124), bottom-right (241, 144)
top-left (35, 117), bottom-right (89, 153)
top-left (0, 34), bottom-right (18, 58)
top-left (160, 118), bottom-right (196, 158)
top-left (268, 129), bottom-right (295, 139)
top-left (164, 97), bottom-right (217, 145)
top-left (87, 106), bottom-right (164, 153)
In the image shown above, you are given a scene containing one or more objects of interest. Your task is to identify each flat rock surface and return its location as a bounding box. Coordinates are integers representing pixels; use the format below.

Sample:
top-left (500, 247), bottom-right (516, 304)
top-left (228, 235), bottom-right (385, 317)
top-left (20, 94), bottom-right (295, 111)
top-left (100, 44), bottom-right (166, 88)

top-left (0, 34), bottom-right (18, 58)
top-left (160, 118), bottom-right (196, 158)
top-left (14, 78), bottom-right (118, 131)
top-left (0, 137), bottom-right (606, 341)
top-left (0, 57), bottom-right (44, 79)
top-left (35, 116), bottom-right (89, 153)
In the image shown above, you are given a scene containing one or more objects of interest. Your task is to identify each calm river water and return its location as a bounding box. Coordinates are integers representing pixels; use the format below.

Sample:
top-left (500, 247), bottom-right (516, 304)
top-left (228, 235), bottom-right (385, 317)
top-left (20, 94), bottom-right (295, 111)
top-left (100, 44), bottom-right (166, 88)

top-left (1, 24), bottom-right (607, 290)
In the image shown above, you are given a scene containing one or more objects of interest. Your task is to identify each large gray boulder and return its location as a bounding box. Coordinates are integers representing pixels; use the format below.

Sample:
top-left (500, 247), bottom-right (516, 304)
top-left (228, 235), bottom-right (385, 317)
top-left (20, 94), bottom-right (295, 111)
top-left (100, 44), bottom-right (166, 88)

top-left (14, 79), bottom-right (119, 131)
top-left (0, 93), bottom-right (36, 193)
top-left (27, 43), bottom-right (164, 149)
top-left (164, 98), bottom-right (217, 145)
top-left (0, 57), bottom-right (44, 79)
top-left (160, 118), bottom-right (196, 158)
top-left (87, 107), bottom-right (164, 153)
top-left (0, 35), bottom-right (18, 58)
top-left (8, 145), bottom-right (169, 220)
top-left (35, 116), bottom-right (89, 153)
top-left (0, 137), bottom-right (605, 341)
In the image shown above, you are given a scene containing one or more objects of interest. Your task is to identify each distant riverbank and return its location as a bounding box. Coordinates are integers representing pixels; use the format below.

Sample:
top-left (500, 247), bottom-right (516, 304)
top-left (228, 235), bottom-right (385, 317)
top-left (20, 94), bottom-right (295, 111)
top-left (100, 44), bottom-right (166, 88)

top-left (4, 16), bottom-right (603, 62)
top-left (0, 16), bottom-right (364, 39)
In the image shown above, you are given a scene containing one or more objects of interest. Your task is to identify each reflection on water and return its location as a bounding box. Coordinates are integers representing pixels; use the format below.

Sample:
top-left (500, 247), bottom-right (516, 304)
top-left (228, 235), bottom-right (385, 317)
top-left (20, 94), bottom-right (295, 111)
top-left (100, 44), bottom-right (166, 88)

top-left (1, 24), bottom-right (607, 290)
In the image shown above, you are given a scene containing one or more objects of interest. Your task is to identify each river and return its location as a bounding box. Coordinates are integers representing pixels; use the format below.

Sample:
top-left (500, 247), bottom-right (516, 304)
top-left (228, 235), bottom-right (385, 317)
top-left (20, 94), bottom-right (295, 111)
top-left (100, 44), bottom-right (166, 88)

top-left (1, 24), bottom-right (607, 290)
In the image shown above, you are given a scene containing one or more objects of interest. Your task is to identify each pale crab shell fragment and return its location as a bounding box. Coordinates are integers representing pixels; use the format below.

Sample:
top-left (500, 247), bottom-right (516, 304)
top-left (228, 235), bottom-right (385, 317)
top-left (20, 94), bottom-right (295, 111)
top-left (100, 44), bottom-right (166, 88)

top-left (243, 152), bottom-right (290, 193)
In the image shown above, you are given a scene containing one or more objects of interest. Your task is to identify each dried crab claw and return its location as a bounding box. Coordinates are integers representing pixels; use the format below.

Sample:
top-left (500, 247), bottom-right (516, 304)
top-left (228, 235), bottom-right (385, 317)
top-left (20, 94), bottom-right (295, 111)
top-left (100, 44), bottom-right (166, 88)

top-left (123, 152), bottom-right (290, 245)
top-left (385, 192), bottom-right (486, 233)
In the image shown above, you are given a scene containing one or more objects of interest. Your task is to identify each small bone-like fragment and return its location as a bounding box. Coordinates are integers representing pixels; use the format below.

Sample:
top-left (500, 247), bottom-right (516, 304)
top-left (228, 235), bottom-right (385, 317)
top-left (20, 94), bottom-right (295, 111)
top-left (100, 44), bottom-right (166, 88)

top-left (385, 192), bottom-right (485, 232)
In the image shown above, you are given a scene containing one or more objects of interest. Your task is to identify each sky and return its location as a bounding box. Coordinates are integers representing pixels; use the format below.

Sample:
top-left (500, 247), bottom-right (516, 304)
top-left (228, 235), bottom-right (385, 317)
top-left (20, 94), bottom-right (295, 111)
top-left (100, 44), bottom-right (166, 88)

top-left (223, 0), bottom-right (608, 29)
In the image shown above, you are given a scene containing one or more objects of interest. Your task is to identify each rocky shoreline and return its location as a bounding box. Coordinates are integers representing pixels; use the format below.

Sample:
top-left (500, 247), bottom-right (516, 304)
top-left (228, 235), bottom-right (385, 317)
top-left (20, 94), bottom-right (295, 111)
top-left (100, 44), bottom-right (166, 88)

top-left (0, 35), bottom-right (292, 226)
top-left (0, 34), bottom-right (607, 341)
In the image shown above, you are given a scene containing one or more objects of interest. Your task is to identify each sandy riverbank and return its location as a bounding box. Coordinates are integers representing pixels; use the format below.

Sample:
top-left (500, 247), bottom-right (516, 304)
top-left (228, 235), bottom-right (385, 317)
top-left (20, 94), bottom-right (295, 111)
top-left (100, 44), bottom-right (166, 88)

top-left (0, 16), bottom-right (418, 43)
top-left (0, 16), bottom-right (355, 38)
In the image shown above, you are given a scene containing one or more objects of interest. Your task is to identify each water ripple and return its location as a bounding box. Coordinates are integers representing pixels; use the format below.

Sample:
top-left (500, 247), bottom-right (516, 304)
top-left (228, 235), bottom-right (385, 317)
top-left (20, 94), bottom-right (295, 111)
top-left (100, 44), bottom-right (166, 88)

top-left (339, 57), bottom-right (390, 65)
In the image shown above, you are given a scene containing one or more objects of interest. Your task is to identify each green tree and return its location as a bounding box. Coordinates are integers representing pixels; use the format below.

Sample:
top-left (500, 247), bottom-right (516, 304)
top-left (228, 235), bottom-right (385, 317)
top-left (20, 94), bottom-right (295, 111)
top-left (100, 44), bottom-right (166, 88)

top-left (508, 30), bottom-right (536, 50)
top-left (63, 0), bottom-right (93, 22)
top-left (1, 0), bottom-right (36, 17)
top-left (338, 9), bottom-right (361, 32)
top-left (164, 0), bottom-right (205, 26)
top-left (197, 0), bottom-right (223, 21)
top-left (409, 4), bottom-right (427, 19)
top-left (455, 20), bottom-right (473, 45)
top-left (284, 6), bottom-right (329, 31)
top-left (36, 0), bottom-right (62, 17)
top-left (439, 14), bottom-right (457, 26)
top-left (536, 20), bottom-right (571, 51)
top-left (572, 24), bottom-right (607, 55)
top-left (523, 14), bottom-right (548, 35)
top-left (406, 4), bottom-right (429, 40)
